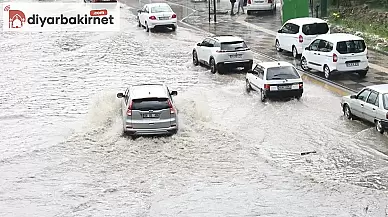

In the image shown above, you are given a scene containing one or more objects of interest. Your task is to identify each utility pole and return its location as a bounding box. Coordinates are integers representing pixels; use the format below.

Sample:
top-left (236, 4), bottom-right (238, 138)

top-left (208, 0), bottom-right (211, 23)
top-left (213, 0), bottom-right (217, 23)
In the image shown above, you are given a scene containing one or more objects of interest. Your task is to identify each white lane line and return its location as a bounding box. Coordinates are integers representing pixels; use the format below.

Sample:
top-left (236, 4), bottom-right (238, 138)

top-left (235, 16), bottom-right (388, 74)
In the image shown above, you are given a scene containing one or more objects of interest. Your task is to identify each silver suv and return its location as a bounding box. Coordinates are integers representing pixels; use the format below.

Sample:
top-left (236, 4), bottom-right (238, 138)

top-left (116, 84), bottom-right (178, 137)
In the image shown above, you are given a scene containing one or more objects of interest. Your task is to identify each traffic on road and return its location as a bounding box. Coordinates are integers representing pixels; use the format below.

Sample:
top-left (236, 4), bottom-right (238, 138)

top-left (1, 0), bottom-right (388, 216)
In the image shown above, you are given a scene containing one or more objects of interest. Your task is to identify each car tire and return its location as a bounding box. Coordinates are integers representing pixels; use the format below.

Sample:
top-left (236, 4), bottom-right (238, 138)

top-left (260, 88), bottom-right (266, 102)
top-left (246, 79), bottom-right (252, 93)
top-left (210, 58), bottom-right (217, 74)
top-left (193, 50), bottom-right (199, 66)
top-left (247, 10), bottom-right (252, 15)
top-left (244, 62), bottom-right (253, 72)
top-left (375, 120), bottom-right (384, 134)
top-left (292, 45), bottom-right (299, 58)
top-left (172, 25), bottom-right (177, 31)
top-left (300, 57), bottom-right (310, 71)
top-left (145, 22), bottom-right (149, 32)
top-left (137, 19), bottom-right (141, 27)
top-left (275, 40), bottom-right (283, 52)
top-left (343, 104), bottom-right (353, 120)
top-left (296, 94), bottom-right (302, 100)
top-left (358, 70), bottom-right (367, 78)
top-left (324, 65), bottom-right (331, 79)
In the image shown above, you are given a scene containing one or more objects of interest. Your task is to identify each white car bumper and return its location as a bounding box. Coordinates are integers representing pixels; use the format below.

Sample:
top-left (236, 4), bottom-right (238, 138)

top-left (148, 19), bottom-right (177, 28)
top-left (247, 3), bottom-right (274, 11)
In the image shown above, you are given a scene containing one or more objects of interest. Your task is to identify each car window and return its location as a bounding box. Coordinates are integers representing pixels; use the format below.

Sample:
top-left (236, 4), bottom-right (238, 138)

top-left (202, 39), bottom-right (210, 46)
top-left (220, 41), bottom-right (248, 51)
top-left (150, 5), bottom-right (172, 13)
top-left (253, 65), bottom-right (264, 79)
top-left (132, 98), bottom-right (169, 111)
top-left (266, 66), bottom-right (300, 80)
top-left (302, 23), bottom-right (329, 35)
top-left (383, 94), bottom-right (388, 110)
top-left (318, 40), bottom-right (333, 52)
top-left (357, 89), bottom-right (371, 101)
top-left (282, 23), bottom-right (299, 34)
top-left (208, 39), bottom-right (216, 47)
top-left (309, 39), bottom-right (320, 51)
top-left (366, 91), bottom-right (379, 106)
top-left (144, 6), bottom-right (149, 13)
top-left (336, 40), bottom-right (366, 54)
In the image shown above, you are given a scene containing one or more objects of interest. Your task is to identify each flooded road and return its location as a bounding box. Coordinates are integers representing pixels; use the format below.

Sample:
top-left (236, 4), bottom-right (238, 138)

top-left (1, 2), bottom-right (388, 216)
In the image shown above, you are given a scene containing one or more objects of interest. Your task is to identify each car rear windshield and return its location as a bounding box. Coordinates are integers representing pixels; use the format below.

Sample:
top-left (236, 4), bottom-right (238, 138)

top-left (301, 23), bottom-right (329, 35)
top-left (132, 98), bottom-right (169, 111)
top-left (221, 41), bottom-right (248, 51)
top-left (383, 94), bottom-right (388, 110)
top-left (266, 66), bottom-right (300, 80)
top-left (151, 5), bottom-right (172, 13)
top-left (336, 40), bottom-right (366, 54)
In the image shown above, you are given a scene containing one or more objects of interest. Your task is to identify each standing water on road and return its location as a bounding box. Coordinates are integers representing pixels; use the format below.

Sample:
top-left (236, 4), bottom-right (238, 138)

top-left (1, 3), bottom-right (388, 217)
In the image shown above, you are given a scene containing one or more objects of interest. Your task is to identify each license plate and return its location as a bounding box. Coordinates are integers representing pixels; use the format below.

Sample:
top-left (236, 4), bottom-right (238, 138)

top-left (278, 85), bottom-right (291, 90)
top-left (143, 113), bottom-right (159, 118)
top-left (159, 17), bottom-right (169, 20)
top-left (346, 62), bottom-right (359, 67)
top-left (230, 54), bottom-right (243, 58)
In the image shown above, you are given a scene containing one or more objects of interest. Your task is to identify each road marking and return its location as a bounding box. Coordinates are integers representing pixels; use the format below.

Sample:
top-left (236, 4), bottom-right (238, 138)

top-left (235, 16), bottom-right (388, 74)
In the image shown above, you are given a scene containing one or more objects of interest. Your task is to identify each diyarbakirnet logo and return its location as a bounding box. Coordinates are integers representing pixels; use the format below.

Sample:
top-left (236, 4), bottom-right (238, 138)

top-left (2, 3), bottom-right (120, 32)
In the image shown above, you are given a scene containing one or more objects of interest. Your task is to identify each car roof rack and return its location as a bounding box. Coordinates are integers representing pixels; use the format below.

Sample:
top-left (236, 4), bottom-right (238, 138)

top-left (212, 34), bottom-right (234, 37)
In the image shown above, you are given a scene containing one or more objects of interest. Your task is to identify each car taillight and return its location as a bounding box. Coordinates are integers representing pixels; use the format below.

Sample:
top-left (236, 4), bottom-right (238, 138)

top-left (299, 82), bottom-right (303, 89)
top-left (264, 84), bottom-right (270, 90)
top-left (216, 50), bottom-right (226, 53)
top-left (149, 16), bottom-right (156, 20)
top-left (268, 0), bottom-right (272, 3)
top-left (248, 0), bottom-right (251, 4)
top-left (386, 112), bottom-right (388, 119)
top-left (333, 53), bottom-right (338, 62)
top-left (126, 101), bottom-right (133, 116)
top-left (167, 99), bottom-right (175, 114)
top-left (171, 14), bottom-right (176, 18)
top-left (298, 35), bottom-right (303, 43)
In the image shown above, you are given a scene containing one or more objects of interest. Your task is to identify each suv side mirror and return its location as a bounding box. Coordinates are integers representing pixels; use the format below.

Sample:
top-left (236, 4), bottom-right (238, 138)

top-left (117, 92), bottom-right (124, 98)
top-left (350, 94), bottom-right (357, 99)
top-left (277, 29), bottom-right (282, 33)
top-left (137, 9), bottom-right (142, 13)
top-left (170, 91), bottom-right (178, 96)
top-left (305, 47), bottom-right (310, 50)
top-left (197, 42), bottom-right (201, 46)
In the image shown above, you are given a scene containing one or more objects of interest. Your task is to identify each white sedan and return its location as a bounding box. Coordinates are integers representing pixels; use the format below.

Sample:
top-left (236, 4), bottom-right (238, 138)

top-left (137, 3), bottom-right (177, 32)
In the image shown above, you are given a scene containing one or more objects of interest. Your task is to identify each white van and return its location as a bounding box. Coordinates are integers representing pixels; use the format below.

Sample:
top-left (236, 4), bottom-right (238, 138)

top-left (275, 17), bottom-right (330, 58)
top-left (300, 33), bottom-right (369, 79)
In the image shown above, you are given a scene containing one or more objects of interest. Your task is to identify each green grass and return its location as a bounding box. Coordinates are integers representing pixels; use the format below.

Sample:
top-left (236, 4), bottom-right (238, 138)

top-left (329, 16), bottom-right (388, 39)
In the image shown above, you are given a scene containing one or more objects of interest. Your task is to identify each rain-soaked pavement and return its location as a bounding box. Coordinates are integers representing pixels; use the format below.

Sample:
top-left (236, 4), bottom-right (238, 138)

top-left (1, 1), bottom-right (388, 216)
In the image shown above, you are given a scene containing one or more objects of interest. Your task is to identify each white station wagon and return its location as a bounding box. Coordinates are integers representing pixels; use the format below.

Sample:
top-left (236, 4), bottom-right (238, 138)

top-left (301, 33), bottom-right (369, 79)
top-left (341, 84), bottom-right (388, 134)
top-left (275, 17), bottom-right (330, 58)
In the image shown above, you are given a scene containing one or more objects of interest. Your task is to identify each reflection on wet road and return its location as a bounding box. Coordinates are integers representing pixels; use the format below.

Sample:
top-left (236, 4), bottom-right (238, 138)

top-left (1, 3), bottom-right (388, 216)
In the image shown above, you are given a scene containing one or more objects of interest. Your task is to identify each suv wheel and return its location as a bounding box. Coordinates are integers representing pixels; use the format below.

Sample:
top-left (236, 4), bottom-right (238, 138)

top-left (375, 120), bottom-right (384, 134)
top-left (292, 46), bottom-right (298, 58)
top-left (275, 40), bottom-right (283, 52)
top-left (358, 70), bottom-right (367, 78)
top-left (145, 22), bottom-right (149, 32)
top-left (210, 58), bottom-right (217, 74)
top-left (193, 50), bottom-right (199, 66)
top-left (324, 65), bottom-right (331, 79)
top-left (138, 19), bottom-right (141, 27)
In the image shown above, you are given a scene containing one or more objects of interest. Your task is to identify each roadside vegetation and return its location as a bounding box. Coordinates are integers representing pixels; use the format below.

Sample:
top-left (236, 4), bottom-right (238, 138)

top-left (327, 0), bottom-right (388, 53)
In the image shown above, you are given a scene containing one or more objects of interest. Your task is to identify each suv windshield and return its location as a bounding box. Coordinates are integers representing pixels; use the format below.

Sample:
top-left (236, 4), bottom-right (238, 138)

top-left (336, 40), bottom-right (366, 54)
top-left (132, 98), bottom-right (169, 111)
top-left (221, 41), bottom-right (248, 51)
top-left (151, 5), bottom-right (172, 13)
top-left (302, 23), bottom-right (329, 35)
top-left (383, 94), bottom-right (388, 110)
top-left (266, 66), bottom-right (300, 80)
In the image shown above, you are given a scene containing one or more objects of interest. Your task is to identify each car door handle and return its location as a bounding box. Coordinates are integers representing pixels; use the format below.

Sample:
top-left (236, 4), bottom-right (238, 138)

top-left (313, 53), bottom-right (317, 55)
top-left (373, 108), bottom-right (376, 110)
top-left (360, 103), bottom-right (364, 107)
top-left (317, 53), bottom-right (320, 55)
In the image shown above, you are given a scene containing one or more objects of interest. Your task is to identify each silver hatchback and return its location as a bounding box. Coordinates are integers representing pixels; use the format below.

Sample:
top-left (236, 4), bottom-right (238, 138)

top-left (117, 84), bottom-right (178, 137)
top-left (341, 84), bottom-right (388, 134)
